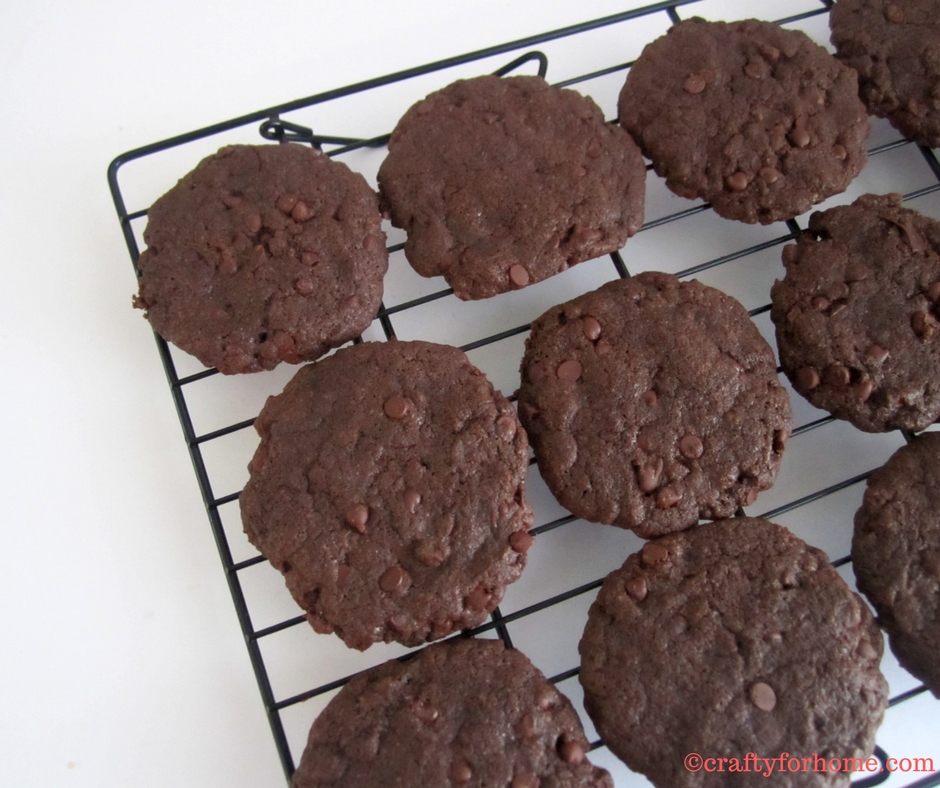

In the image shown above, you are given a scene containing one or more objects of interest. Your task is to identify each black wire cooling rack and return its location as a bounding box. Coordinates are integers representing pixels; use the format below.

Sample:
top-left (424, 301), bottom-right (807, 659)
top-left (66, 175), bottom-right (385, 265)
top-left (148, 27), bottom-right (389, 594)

top-left (109, 0), bottom-right (940, 784)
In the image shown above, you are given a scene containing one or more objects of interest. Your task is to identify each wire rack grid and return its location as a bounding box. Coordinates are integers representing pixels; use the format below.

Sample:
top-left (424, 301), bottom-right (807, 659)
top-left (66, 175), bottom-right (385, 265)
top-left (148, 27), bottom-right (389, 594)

top-left (108, 0), bottom-right (940, 785)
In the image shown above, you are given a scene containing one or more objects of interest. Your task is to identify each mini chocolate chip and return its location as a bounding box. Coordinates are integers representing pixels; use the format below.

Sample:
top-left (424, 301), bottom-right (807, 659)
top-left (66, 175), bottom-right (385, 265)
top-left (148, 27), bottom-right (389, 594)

top-left (833, 144), bottom-right (847, 161)
top-left (773, 429), bottom-right (788, 453)
top-left (845, 262), bottom-right (868, 282)
top-left (656, 485), bottom-right (682, 510)
top-left (760, 44), bottom-right (780, 62)
top-left (901, 220), bottom-right (928, 253)
top-left (509, 264), bottom-right (530, 288)
top-left (218, 250), bottom-right (237, 274)
top-left (796, 366), bottom-right (820, 390)
top-left (510, 531), bottom-right (536, 553)
top-left (294, 277), bottom-right (314, 295)
top-left (221, 193), bottom-right (243, 208)
top-left (465, 586), bottom-right (490, 611)
top-left (276, 194), bottom-right (299, 214)
top-left (811, 295), bottom-right (830, 311)
top-left (865, 344), bottom-right (889, 363)
top-left (727, 171), bottom-right (750, 192)
top-left (826, 281), bottom-right (850, 300)
top-left (749, 681), bottom-right (777, 711)
top-left (450, 762), bottom-right (473, 783)
top-left (537, 688), bottom-right (557, 710)
top-left (414, 540), bottom-right (449, 567)
top-left (885, 3), bottom-right (905, 22)
top-left (679, 433), bottom-right (704, 459)
top-left (582, 315), bottom-right (602, 341)
top-left (856, 378), bottom-right (874, 402)
top-left (790, 116), bottom-right (811, 148)
top-left (641, 389), bottom-right (658, 407)
top-left (291, 200), bottom-right (313, 221)
top-left (683, 73), bottom-right (706, 94)
top-left (928, 281), bottom-right (940, 303)
top-left (912, 310), bottom-right (939, 338)
top-left (512, 772), bottom-right (540, 788)
top-left (586, 136), bottom-right (603, 158)
top-left (559, 739), bottom-right (585, 765)
top-left (744, 59), bottom-right (767, 80)
top-left (379, 565), bottom-right (408, 592)
top-left (411, 701), bottom-right (439, 723)
top-left (745, 488), bottom-right (760, 506)
top-left (759, 166), bottom-right (781, 184)
top-left (384, 394), bottom-right (411, 419)
top-left (858, 640), bottom-right (878, 660)
top-left (557, 359), bottom-right (583, 382)
top-left (781, 567), bottom-right (798, 588)
top-left (824, 365), bottom-right (851, 387)
top-left (625, 575), bottom-right (648, 602)
top-left (405, 490), bottom-right (421, 513)
top-left (829, 300), bottom-right (847, 317)
top-left (637, 460), bottom-right (663, 493)
top-left (641, 541), bottom-right (670, 566)
top-left (301, 251), bottom-right (319, 266)
top-left (496, 413), bottom-right (518, 441)
top-left (345, 504), bottom-right (369, 533)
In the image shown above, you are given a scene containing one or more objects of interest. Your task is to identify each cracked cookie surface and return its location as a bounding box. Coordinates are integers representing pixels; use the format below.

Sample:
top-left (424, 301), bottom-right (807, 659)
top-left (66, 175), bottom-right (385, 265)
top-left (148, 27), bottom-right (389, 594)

top-left (239, 340), bottom-right (533, 650)
top-left (377, 75), bottom-right (646, 300)
top-left (771, 193), bottom-right (940, 432)
top-left (517, 272), bottom-right (791, 538)
top-left (134, 144), bottom-right (388, 374)
top-left (292, 638), bottom-right (612, 788)
top-left (579, 517), bottom-right (888, 788)
top-left (618, 18), bottom-right (868, 224)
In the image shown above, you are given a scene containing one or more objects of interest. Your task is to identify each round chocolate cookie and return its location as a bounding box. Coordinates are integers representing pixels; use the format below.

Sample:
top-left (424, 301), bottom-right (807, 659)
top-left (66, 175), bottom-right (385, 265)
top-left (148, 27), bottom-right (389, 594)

top-left (771, 193), bottom-right (940, 432)
top-left (239, 340), bottom-right (534, 650)
top-left (830, 0), bottom-right (940, 149)
top-left (618, 18), bottom-right (869, 224)
top-left (377, 75), bottom-right (646, 300)
top-left (579, 518), bottom-right (888, 788)
top-left (516, 272), bottom-right (791, 538)
top-left (133, 144), bottom-right (388, 374)
top-left (292, 638), bottom-right (612, 788)
top-left (853, 432), bottom-right (940, 697)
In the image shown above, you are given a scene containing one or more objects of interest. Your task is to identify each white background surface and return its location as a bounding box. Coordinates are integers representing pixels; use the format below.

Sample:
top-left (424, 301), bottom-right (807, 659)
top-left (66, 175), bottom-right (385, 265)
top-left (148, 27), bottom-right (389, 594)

top-left (2, 1), bottom-right (938, 786)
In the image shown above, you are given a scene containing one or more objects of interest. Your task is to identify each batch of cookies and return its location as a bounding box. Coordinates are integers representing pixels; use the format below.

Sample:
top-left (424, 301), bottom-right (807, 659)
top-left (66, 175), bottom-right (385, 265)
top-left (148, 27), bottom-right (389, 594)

top-left (132, 1), bottom-right (938, 786)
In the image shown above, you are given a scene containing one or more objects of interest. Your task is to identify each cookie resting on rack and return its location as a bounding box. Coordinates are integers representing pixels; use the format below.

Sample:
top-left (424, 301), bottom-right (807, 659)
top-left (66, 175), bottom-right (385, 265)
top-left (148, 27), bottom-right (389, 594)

top-left (133, 143), bottom-right (388, 374)
top-left (618, 17), bottom-right (868, 224)
top-left (771, 193), bottom-right (940, 432)
top-left (579, 517), bottom-right (888, 788)
top-left (516, 271), bottom-right (791, 538)
top-left (853, 432), bottom-right (940, 698)
top-left (830, 0), bottom-right (940, 149)
top-left (239, 340), bottom-right (534, 650)
top-left (377, 74), bottom-right (646, 300)
top-left (291, 638), bottom-right (612, 788)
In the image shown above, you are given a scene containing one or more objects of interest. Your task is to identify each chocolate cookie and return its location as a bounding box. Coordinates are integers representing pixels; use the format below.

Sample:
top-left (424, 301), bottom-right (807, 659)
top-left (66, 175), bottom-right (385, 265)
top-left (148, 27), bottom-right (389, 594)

top-left (771, 193), bottom-right (940, 432)
top-left (579, 518), bottom-right (888, 788)
top-left (618, 18), bottom-right (869, 224)
top-left (377, 75), bottom-right (646, 300)
top-left (830, 0), bottom-right (940, 149)
top-left (516, 272), bottom-right (791, 538)
top-left (133, 144), bottom-right (388, 374)
top-left (239, 340), bottom-right (534, 650)
top-left (292, 638), bottom-right (612, 788)
top-left (853, 432), bottom-right (940, 697)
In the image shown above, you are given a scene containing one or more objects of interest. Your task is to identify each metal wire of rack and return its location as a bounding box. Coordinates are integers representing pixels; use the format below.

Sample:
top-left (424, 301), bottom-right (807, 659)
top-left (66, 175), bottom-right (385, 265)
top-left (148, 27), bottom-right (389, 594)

top-left (108, 0), bottom-right (940, 784)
